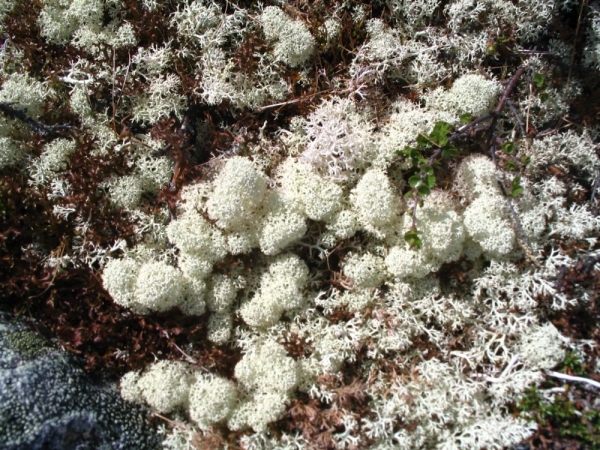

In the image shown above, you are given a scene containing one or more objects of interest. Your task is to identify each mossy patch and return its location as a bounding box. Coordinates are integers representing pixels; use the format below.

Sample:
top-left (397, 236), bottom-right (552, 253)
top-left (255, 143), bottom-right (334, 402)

top-left (5, 330), bottom-right (51, 359)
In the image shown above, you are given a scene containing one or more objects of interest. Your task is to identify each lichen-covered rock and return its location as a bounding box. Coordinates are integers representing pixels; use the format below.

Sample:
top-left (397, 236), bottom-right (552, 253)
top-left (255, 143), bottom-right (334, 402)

top-left (0, 314), bottom-right (159, 450)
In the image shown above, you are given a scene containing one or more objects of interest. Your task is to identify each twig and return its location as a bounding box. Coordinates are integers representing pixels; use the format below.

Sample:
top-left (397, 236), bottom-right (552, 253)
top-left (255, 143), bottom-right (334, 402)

top-left (0, 102), bottom-right (72, 135)
top-left (454, 112), bottom-right (493, 135)
top-left (566, 0), bottom-right (588, 93)
top-left (545, 370), bottom-right (600, 390)
top-left (170, 342), bottom-right (199, 365)
top-left (495, 66), bottom-right (526, 115)
top-left (485, 354), bottom-right (521, 382)
top-left (256, 78), bottom-right (369, 112)
top-left (153, 413), bottom-right (193, 430)
top-left (115, 50), bottom-right (131, 113)
top-left (487, 66), bottom-right (527, 159)
top-left (515, 48), bottom-right (552, 55)
top-left (590, 167), bottom-right (600, 211)
top-left (507, 99), bottom-right (526, 136)
top-left (503, 189), bottom-right (542, 268)
top-left (255, 88), bottom-right (334, 112)
top-left (410, 198), bottom-right (419, 230)
top-left (526, 67), bottom-right (533, 135)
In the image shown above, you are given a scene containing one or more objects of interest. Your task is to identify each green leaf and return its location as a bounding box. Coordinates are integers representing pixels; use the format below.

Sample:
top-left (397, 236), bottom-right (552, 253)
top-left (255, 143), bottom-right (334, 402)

top-left (460, 113), bottom-right (473, 124)
top-left (539, 91), bottom-right (549, 103)
top-left (521, 155), bottom-right (531, 166)
top-left (502, 141), bottom-right (514, 154)
top-left (421, 165), bottom-right (434, 175)
top-left (398, 146), bottom-right (412, 157)
top-left (404, 190), bottom-right (414, 198)
top-left (417, 183), bottom-right (431, 196)
top-left (510, 175), bottom-right (524, 197)
top-left (511, 186), bottom-right (524, 197)
top-left (403, 147), bottom-right (424, 167)
top-left (404, 229), bottom-right (422, 249)
top-left (416, 134), bottom-right (430, 148)
top-left (441, 145), bottom-right (459, 159)
top-left (425, 173), bottom-right (436, 188)
top-left (408, 174), bottom-right (421, 189)
top-left (504, 160), bottom-right (517, 171)
top-left (533, 73), bottom-right (545, 89)
top-left (430, 121), bottom-right (452, 146)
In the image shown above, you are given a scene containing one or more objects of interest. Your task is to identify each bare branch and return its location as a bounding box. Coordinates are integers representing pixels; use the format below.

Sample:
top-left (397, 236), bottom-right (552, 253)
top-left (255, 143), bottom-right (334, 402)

top-left (0, 102), bottom-right (72, 135)
top-left (545, 370), bottom-right (600, 390)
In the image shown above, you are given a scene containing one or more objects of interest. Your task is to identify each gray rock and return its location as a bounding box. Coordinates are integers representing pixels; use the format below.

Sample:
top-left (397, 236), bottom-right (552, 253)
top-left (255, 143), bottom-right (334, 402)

top-left (0, 313), bottom-right (159, 449)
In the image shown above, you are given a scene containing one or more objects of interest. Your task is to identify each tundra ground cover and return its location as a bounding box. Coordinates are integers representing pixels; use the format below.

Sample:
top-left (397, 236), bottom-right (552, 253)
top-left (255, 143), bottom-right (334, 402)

top-left (0, 1), bottom-right (599, 448)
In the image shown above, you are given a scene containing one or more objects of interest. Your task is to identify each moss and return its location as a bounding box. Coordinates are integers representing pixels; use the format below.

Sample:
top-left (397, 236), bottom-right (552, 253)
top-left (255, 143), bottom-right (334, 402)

top-left (519, 385), bottom-right (600, 447)
top-left (5, 330), bottom-right (51, 359)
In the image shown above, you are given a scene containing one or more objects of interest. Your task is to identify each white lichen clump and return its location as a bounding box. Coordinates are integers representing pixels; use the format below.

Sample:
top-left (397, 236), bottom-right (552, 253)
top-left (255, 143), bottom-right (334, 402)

top-left (102, 258), bottom-right (195, 314)
top-left (29, 139), bottom-right (76, 186)
top-left (230, 341), bottom-right (301, 432)
top-left (120, 361), bottom-right (192, 414)
top-left (207, 157), bottom-right (268, 230)
top-left (261, 6), bottom-right (315, 68)
top-left (301, 97), bottom-right (375, 182)
top-left (188, 374), bottom-right (238, 429)
top-left (520, 323), bottom-right (566, 370)
top-left (240, 254), bottom-right (309, 328)
top-left (350, 168), bottom-right (404, 238)
top-left (425, 73), bottom-right (502, 117)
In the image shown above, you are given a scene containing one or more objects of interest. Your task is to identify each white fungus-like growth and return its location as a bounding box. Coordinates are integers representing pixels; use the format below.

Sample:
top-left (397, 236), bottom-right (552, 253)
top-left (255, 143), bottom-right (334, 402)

top-left (277, 158), bottom-right (343, 221)
top-left (226, 228), bottom-right (259, 255)
top-left (42, 3), bottom-right (597, 447)
top-left (206, 274), bottom-right (238, 313)
top-left (240, 253), bottom-right (309, 328)
top-left (584, 2), bottom-right (600, 69)
top-left (231, 340), bottom-right (300, 431)
top-left (38, 0), bottom-right (105, 45)
top-left (189, 374), bottom-right (238, 429)
top-left (301, 97), bottom-right (375, 182)
top-left (102, 258), bottom-right (142, 310)
top-left (0, 137), bottom-right (23, 169)
top-left (425, 73), bottom-right (502, 117)
top-left (119, 370), bottom-right (143, 404)
top-left (170, 0), bottom-right (221, 43)
top-left (106, 175), bottom-right (145, 209)
top-left (454, 155), bottom-right (502, 200)
top-left (258, 192), bottom-right (307, 256)
top-left (132, 74), bottom-right (187, 125)
top-left (207, 156), bottom-right (268, 230)
top-left (343, 252), bottom-right (386, 289)
top-left (525, 129), bottom-right (600, 184)
top-left (177, 253), bottom-right (213, 283)
top-left (326, 209), bottom-right (360, 240)
top-left (350, 168), bottom-right (404, 238)
top-left (207, 312), bottom-right (233, 345)
top-left (444, 413), bottom-right (537, 450)
top-left (463, 195), bottom-right (516, 259)
top-left (376, 99), bottom-right (457, 169)
top-left (411, 192), bottom-right (466, 265)
top-left (166, 210), bottom-right (228, 262)
top-left (29, 139), bottom-right (77, 186)
top-left (519, 323), bottom-right (566, 370)
top-left (134, 361), bottom-right (193, 414)
top-left (385, 244), bottom-right (438, 280)
top-left (261, 6), bottom-right (316, 68)
top-left (133, 261), bottom-right (187, 313)
top-left (136, 155), bottom-right (174, 192)
top-left (0, 73), bottom-right (49, 118)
